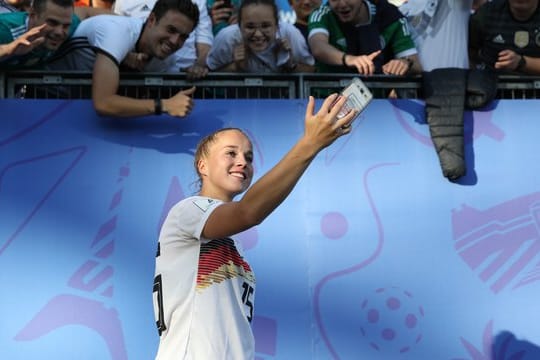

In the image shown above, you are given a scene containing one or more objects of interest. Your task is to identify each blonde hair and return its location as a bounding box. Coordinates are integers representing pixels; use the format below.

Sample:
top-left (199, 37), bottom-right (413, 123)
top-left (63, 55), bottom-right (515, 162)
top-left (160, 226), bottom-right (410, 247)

top-left (192, 128), bottom-right (251, 192)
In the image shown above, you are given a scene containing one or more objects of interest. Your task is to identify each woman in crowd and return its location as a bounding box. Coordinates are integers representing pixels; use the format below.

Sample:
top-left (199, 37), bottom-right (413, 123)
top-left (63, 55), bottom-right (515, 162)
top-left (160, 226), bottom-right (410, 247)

top-left (206, 0), bottom-right (315, 73)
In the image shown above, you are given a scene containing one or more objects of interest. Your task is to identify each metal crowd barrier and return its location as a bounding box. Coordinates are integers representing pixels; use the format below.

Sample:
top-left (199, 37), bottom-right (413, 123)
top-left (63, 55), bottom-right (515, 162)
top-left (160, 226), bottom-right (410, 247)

top-left (1, 71), bottom-right (539, 100)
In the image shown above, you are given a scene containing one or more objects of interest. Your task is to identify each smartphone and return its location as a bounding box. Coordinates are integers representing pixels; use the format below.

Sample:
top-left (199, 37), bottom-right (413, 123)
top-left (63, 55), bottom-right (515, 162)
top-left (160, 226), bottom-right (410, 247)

top-left (334, 77), bottom-right (373, 122)
top-left (221, 0), bottom-right (231, 7)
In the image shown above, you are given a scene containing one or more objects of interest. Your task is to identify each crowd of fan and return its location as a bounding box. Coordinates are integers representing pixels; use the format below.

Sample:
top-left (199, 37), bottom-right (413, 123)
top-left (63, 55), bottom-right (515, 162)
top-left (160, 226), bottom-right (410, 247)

top-left (1, 0), bottom-right (539, 117)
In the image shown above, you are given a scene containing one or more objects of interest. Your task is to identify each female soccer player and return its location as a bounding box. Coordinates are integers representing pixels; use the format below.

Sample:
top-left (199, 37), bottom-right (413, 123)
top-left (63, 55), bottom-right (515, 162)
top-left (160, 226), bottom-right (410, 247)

top-left (153, 93), bottom-right (355, 359)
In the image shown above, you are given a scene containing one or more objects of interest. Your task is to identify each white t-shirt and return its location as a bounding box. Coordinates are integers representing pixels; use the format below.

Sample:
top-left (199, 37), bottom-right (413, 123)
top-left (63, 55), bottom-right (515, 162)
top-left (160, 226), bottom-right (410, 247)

top-left (47, 14), bottom-right (176, 72)
top-left (206, 21), bottom-right (315, 72)
top-left (0, 0), bottom-right (18, 14)
top-left (154, 196), bottom-right (256, 360)
top-left (113, 0), bottom-right (213, 71)
top-left (399, 0), bottom-right (471, 71)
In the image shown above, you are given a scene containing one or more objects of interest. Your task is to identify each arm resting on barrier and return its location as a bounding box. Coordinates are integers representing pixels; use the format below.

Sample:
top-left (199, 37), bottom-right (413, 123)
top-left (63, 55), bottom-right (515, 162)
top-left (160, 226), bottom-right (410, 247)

top-left (91, 53), bottom-right (195, 118)
top-left (308, 33), bottom-right (348, 69)
top-left (513, 55), bottom-right (540, 75)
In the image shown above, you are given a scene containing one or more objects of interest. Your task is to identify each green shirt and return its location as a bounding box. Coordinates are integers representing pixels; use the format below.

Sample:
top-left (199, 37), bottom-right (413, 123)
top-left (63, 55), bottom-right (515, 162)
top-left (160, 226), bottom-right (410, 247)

top-left (308, 0), bottom-right (416, 73)
top-left (0, 11), bottom-right (80, 69)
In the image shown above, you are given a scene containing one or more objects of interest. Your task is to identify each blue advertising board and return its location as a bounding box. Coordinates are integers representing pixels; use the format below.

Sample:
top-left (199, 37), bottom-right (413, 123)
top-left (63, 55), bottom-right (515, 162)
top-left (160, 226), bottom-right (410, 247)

top-left (1, 98), bottom-right (539, 359)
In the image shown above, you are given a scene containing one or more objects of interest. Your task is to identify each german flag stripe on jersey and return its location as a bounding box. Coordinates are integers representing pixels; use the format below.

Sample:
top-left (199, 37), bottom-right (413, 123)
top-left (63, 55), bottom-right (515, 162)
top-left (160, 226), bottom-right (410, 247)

top-left (197, 238), bottom-right (255, 290)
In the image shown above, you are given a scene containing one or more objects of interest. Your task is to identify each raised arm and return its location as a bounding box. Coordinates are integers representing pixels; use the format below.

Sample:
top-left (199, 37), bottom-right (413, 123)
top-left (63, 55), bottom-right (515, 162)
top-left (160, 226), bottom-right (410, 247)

top-left (0, 24), bottom-right (47, 61)
top-left (201, 94), bottom-right (357, 239)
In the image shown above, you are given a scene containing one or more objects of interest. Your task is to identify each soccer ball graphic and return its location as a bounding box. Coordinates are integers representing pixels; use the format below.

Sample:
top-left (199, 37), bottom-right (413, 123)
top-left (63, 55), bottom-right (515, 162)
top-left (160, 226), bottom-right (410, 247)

top-left (359, 286), bottom-right (424, 354)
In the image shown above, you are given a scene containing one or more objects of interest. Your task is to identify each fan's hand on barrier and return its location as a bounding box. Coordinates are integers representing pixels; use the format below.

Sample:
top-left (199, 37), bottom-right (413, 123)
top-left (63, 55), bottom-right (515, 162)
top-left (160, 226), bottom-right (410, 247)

top-left (185, 63), bottom-right (209, 80)
top-left (164, 87), bottom-right (196, 117)
top-left (347, 50), bottom-right (381, 75)
top-left (233, 43), bottom-right (248, 71)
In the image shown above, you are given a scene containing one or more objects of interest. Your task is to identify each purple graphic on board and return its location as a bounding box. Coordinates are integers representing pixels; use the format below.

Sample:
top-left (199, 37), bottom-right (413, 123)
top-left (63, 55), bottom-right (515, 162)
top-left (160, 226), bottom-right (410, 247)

top-left (453, 320), bottom-right (540, 360)
top-left (0, 147), bottom-right (86, 255)
top-left (360, 287), bottom-right (424, 354)
top-left (15, 158), bottom-right (131, 359)
top-left (314, 163), bottom-right (399, 359)
top-left (452, 192), bottom-right (540, 293)
top-left (0, 101), bottom-right (80, 256)
top-left (0, 102), bottom-right (128, 356)
top-left (253, 315), bottom-right (278, 359)
top-left (453, 320), bottom-right (496, 360)
top-left (321, 212), bottom-right (349, 240)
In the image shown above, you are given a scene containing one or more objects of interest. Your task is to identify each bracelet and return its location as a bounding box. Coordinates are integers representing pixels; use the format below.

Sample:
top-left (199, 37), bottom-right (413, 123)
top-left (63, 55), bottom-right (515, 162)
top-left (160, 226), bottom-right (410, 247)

top-left (154, 98), bottom-right (162, 115)
top-left (341, 52), bottom-right (348, 67)
top-left (517, 55), bottom-right (526, 71)
top-left (401, 57), bottom-right (413, 68)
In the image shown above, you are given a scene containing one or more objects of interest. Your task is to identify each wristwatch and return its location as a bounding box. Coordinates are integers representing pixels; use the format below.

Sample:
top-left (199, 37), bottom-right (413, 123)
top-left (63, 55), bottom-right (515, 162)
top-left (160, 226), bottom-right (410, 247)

top-left (154, 98), bottom-right (162, 115)
top-left (401, 57), bottom-right (413, 68)
top-left (342, 52), bottom-right (348, 67)
top-left (517, 55), bottom-right (526, 71)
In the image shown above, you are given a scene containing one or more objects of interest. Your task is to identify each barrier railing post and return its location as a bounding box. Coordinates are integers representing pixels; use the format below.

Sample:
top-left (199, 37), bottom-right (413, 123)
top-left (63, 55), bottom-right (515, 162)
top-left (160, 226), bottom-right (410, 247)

top-left (0, 72), bottom-right (5, 99)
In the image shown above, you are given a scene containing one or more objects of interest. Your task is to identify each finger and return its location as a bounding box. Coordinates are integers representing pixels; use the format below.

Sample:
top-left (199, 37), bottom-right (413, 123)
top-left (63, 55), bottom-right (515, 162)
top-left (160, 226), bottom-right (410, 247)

top-left (305, 96), bottom-right (315, 119)
top-left (19, 39), bottom-right (32, 46)
top-left (334, 108), bottom-right (357, 129)
top-left (362, 62), bottom-right (371, 75)
top-left (28, 23), bottom-right (48, 36)
top-left (386, 62), bottom-right (399, 75)
top-left (326, 94), bottom-right (346, 118)
top-left (182, 86), bottom-right (196, 96)
top-left (368, 50), bottom-right (382, 61)
top-left (336, 122), bottom-right (353, 136)
top-left (368, 61), bottom-right (375, 75)
top-left (28, 36), bottom-right (45, 48)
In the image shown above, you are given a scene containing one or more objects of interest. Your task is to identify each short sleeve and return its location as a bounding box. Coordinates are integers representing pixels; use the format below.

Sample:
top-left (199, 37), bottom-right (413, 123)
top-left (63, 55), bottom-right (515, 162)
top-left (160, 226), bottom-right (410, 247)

top-left (206, 25), bottom-right (240, 70)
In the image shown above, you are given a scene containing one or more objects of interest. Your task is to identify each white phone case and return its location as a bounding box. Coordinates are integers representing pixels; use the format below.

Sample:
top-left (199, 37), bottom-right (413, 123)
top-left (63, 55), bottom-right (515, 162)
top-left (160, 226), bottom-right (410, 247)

top-left (336, 77), bottom-right (373, 121)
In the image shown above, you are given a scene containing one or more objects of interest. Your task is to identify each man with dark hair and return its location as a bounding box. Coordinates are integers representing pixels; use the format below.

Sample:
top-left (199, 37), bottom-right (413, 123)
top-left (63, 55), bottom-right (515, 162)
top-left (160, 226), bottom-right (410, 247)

top-left (0, 0), bottom-right (78, 68)
top-left (113, 0), bottom-right (213, 80)
top-left (48, 0), bottom-right (200, 119)
top-left (469, 0), bottom-right (540, 74)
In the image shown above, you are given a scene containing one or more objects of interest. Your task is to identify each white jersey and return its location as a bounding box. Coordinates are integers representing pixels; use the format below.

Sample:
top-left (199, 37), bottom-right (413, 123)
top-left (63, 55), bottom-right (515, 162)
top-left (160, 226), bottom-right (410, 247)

top-left (206, 21), bottom-right (314, 72)
top-left (154, 196), bottom-right (256, 360)
top-left (113, 0), bottom-right (213, 71)
top-left (0, 0), bottom-right (18, 14)
top-left (46, 14), bottom-right (175, 72)
top-left (399, 0), bottom-right (471, 71)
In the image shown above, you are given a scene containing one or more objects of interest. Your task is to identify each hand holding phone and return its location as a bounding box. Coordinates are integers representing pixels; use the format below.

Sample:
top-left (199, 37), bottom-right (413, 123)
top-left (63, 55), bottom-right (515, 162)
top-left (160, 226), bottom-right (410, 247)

top-left (334, 77), bottom-right (373, 124)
